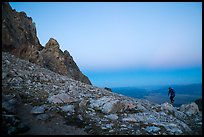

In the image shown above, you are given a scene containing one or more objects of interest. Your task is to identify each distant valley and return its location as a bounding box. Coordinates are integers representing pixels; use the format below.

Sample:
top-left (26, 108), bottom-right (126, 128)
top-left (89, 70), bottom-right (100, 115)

top-left (112, 83), bottom-right (202, 107)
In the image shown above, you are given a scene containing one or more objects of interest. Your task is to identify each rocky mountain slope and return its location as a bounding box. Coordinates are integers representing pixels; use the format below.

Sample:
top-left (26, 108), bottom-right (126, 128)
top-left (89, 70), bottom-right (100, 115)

top-left (2, 52), bottom-right (202, 135)
top-left (2, 2), bottom-right (91, 85)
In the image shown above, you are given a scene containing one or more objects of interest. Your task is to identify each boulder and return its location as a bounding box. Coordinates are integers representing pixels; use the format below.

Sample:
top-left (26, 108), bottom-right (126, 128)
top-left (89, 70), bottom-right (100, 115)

top-left (135, 103), bottom-right (148, 112)
top-left (30, 106), bottom-right (45, 114)
top-left (144, 126), bottom-right (160, 133)
top-left (61, 105), bottom-right (75, 113)
top-left (101, 123), bottom-right (113, 130)
top-left (47, 93), bottom-right (75, 104)
top-left (89, 96), bottom-right (124, 114)
top-left (161, 102), bottom-right (174, 114)
top-left (79, 99), bottom-right (89, 108)
top-left (105, 114), bottom-right (119, 121)
top-left (173, 110), bottom-right (187, 120)
top-left (122, 113), bottom-right (146, 123)
top-left (180, 102), bottom-right (199, 116)
top-left (101, 100), bottom-right (120, 114)
top-left (89, 96), bottom-right (111, 109)
top-left (36, 114), bottom-right (49, 121)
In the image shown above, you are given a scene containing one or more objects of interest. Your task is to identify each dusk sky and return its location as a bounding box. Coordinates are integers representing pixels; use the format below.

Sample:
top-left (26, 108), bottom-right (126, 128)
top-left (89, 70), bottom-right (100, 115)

top-left (10, 2), bottom-right (202, 88)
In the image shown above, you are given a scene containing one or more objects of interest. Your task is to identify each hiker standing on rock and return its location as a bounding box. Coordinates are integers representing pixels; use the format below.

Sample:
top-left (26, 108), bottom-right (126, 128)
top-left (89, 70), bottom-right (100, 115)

top-left (168, 87), bottom-right (175, 104)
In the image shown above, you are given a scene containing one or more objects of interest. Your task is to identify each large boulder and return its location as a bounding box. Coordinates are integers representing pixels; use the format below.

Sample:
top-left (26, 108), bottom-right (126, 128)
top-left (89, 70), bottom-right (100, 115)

top-left (173, 110), bottom-right (187, 120)
top-left (47, 93), bottom-right (76, 104)
top-left (101, 100), bottom-right (120, 114)
top-left (180, 102), bottom-right (199, 117)
top-left (89, 96), bottom-right (124, 114)
top-left (61, 105), bottom-right (75, 113)
top-left (161, 102), bottom-right (174, 114)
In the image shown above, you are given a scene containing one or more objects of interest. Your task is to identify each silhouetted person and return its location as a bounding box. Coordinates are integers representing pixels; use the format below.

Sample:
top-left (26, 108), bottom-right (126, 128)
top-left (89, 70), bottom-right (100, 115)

top-left (168, 87), bottom-right (175, 104)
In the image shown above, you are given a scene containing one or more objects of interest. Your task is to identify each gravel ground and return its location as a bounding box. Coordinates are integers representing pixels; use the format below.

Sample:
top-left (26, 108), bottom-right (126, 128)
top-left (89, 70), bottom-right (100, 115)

top-left (16, 103), bottom-right (88, 135)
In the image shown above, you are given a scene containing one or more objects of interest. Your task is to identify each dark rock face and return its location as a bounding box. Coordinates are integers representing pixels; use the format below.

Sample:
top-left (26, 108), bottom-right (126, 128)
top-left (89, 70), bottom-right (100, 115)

top-left (195, 98), bottom-right (202, 111)
top-left (104, 87), bottom-right (112, 92)
top-left (39, 38), bottom-right (91, 85)
top-left (2, 2), bottom-right (91, 85)
top-left (2, 2), bottom-right (42, 58)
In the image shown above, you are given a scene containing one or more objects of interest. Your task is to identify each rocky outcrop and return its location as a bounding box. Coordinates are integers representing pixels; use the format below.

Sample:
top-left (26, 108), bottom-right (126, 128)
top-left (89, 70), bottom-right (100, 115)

top-left (195, 98), bottom-right (202, 111)
top-left (104, 87), bottom-right (112, 92)
top-left (2, 52), bottom-right (202, 135)
top-left (2, 2), bottom-right (91, 85)
top-left (40, 38), bottom-right (91, 84)
top-left (2, 2), bottom-right (42, 60)
top-left (180, 102), bottom-right (199, 117)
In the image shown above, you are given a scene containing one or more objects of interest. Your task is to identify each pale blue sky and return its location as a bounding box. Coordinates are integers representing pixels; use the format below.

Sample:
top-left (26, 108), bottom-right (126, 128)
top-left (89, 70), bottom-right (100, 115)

top-left (9, 2), bottom-right (202, 87)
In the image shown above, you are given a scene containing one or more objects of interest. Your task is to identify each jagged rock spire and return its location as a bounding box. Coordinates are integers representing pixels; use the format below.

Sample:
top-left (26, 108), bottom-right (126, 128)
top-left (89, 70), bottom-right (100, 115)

top-left (45, 38), bottom-right (60, 49)
top-left (2, 2), bottom-right (92, 85)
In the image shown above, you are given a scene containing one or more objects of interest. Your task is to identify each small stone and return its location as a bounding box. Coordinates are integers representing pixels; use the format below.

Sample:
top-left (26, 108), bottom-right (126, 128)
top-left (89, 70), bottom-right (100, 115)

top-left (31, 106), bottom-right (45, 114)
top-left (26, 80), bottom-right (31, 84)
top-left (61, 105), bottom-right (75, 113)
top-left (105, 123), bottom-right (113, 129)
top-left (109, 130), bottom-right (114, 132)
top-left (121, 124), bottom-right (127, 128)
top-left (79, 99), bottom-right (88, 108)
top-left (5, 60), bottom-right (10, 64)
top-left (144, 126), bottom-right (160, 133)
top-left (36, 114), bottom-right (49, 121)
top-left (105, 114), bottom-right (118, 121)
top-left (28, 66), bottom-right (33, 70)
top-left (53, 85), bottom-right (58, 89)
top-left (101, 127), bottom-right (106, 130)
top-left (78, 114), bottom-right (83, 121)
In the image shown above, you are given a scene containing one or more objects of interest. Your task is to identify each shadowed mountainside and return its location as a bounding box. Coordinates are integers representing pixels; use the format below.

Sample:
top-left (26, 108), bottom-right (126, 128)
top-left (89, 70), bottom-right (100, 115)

top-left (2, 2), bottom-right (202, 135)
